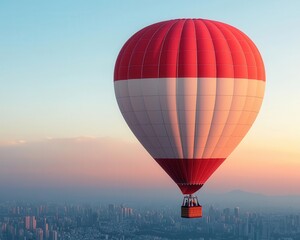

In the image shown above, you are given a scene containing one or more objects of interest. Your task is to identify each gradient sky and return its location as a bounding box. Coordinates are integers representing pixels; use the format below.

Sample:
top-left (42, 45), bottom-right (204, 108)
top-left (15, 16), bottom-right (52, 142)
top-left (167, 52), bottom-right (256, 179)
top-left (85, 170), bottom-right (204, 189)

top-left (0, 0), bottom-right (300, 198)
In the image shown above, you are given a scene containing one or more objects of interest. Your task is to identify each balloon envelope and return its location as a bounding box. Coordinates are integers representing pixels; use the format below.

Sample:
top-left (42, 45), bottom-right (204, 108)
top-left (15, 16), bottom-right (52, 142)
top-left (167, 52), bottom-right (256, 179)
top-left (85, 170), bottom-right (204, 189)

top-left (114, 19), bottom-right (265, 194)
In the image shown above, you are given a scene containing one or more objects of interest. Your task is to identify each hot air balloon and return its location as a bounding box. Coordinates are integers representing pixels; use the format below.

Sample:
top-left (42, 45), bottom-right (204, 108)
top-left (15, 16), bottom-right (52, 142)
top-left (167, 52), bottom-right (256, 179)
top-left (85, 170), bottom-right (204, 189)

top-left (114, 19), bottom-right (265, 218)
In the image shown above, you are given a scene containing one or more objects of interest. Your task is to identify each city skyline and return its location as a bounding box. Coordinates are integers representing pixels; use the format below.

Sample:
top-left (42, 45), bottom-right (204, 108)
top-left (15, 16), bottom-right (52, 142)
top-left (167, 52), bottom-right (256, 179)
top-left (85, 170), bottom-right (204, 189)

top-left (0, 1), bottom-right (300, 199)
top-left (0, 199), bottom-right (300, 240)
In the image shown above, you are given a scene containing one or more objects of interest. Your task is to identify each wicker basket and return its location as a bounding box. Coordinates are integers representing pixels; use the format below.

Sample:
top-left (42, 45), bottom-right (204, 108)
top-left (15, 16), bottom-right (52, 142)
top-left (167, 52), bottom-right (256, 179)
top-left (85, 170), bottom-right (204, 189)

top-left (181, 206), bottom-right (202, 218)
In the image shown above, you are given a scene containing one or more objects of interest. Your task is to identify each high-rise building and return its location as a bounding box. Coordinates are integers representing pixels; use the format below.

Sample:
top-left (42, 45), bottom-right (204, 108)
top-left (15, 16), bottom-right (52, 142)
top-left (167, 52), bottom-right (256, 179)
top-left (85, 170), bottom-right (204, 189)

top-left (121, 207), bottom-right (133, 218)
top-left (36, 228), bottom-right (43, 240)
top-left (32, 216), bottom-right (37, 230)
top-left (223, 208), bottom-right (230, 216)
top-left (234, 207), bottom-right (240, 218)
top-left (1, 223), bottom-right (7, 232)
top-left (25, 216), bottom-right (37, 230)
top-left (50, 230), bottom-right (58, 240)
top-left (25, 216), bottom-right (30, 230)
top-left (43, 222), bottom-right (49, 239)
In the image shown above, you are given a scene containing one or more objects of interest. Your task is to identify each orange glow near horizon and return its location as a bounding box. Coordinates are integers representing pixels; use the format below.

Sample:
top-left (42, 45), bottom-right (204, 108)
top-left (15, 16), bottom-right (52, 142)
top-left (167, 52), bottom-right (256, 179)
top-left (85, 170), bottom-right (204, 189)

top-left (205, 142), bottom-right (300, 195)
top-left (0, 137), bottom-right (299, 196)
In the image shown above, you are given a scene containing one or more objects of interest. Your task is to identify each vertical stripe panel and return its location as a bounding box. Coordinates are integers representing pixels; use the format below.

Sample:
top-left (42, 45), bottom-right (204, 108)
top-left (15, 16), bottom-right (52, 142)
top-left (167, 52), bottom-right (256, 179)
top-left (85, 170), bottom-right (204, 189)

top-left (159, 78), bottom-right (184, 158)
top-left (176, 78), bottom-right (197, 159)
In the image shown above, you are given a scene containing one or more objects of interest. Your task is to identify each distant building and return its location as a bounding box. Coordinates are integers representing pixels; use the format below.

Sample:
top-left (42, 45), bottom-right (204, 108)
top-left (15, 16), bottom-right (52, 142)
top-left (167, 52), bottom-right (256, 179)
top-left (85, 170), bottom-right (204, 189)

top-left (43, 222), bottom-right (49, 239)
top-left (36, 228), bottom-right (43, 240)
top-left (121, 207), bottom-right (133, 218)
top-left (25, 216), bottom-right (37, 230)
top-left (50, 230), bottom-right (58, 240)
top-left (234, 207), bottom-right (240, 218)
top-left (32, 216), bottom-right (37, 230)
top-left (25, 216), bottom-right (30, 230)
top-left (223, 208), bottom-right (230, 216)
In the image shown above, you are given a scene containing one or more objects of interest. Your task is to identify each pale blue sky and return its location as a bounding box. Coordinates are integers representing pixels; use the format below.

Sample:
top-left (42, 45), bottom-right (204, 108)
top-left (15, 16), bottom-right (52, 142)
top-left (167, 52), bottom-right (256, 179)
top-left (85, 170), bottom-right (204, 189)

top-left (0, 0), bottom-right (300, 144)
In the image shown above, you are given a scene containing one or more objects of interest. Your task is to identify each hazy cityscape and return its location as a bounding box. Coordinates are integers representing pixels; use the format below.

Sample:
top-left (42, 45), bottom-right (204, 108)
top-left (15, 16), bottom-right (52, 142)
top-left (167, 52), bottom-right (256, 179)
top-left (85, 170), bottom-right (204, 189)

top-left (0, 199), bottom-right (299, 240)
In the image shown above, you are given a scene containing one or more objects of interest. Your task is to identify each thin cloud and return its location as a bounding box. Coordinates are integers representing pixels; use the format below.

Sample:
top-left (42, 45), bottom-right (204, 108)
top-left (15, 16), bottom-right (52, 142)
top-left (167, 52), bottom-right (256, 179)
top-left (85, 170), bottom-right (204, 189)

top-left (0, 137), bottom-right (170, 189)
top-left (0, 137), bottom-right (299, 197)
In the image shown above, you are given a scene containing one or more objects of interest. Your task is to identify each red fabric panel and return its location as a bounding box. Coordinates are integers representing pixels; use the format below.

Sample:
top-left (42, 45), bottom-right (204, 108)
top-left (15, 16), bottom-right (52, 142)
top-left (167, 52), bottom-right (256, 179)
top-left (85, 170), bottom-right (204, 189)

top-left (202, 20), bottom-right (234, 78)
top-left (114, 19), bottom-right (265, 81)
top-left (210, 21), bottom-right (248, 79)
top-left (178, 19), bottom-right (197, 77)
top-left (194, 20), bottom-right (216, 78)
top-left (216, 22), bottom-right (266, 80)
top-left (141, 21), bottom-right (175, 78)
top-left (158, 20), bottom-right (185, 78)
top-left (128, 23), bottom-right (164, 79)
top-left (155, 158), bottom-right (226, 194)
